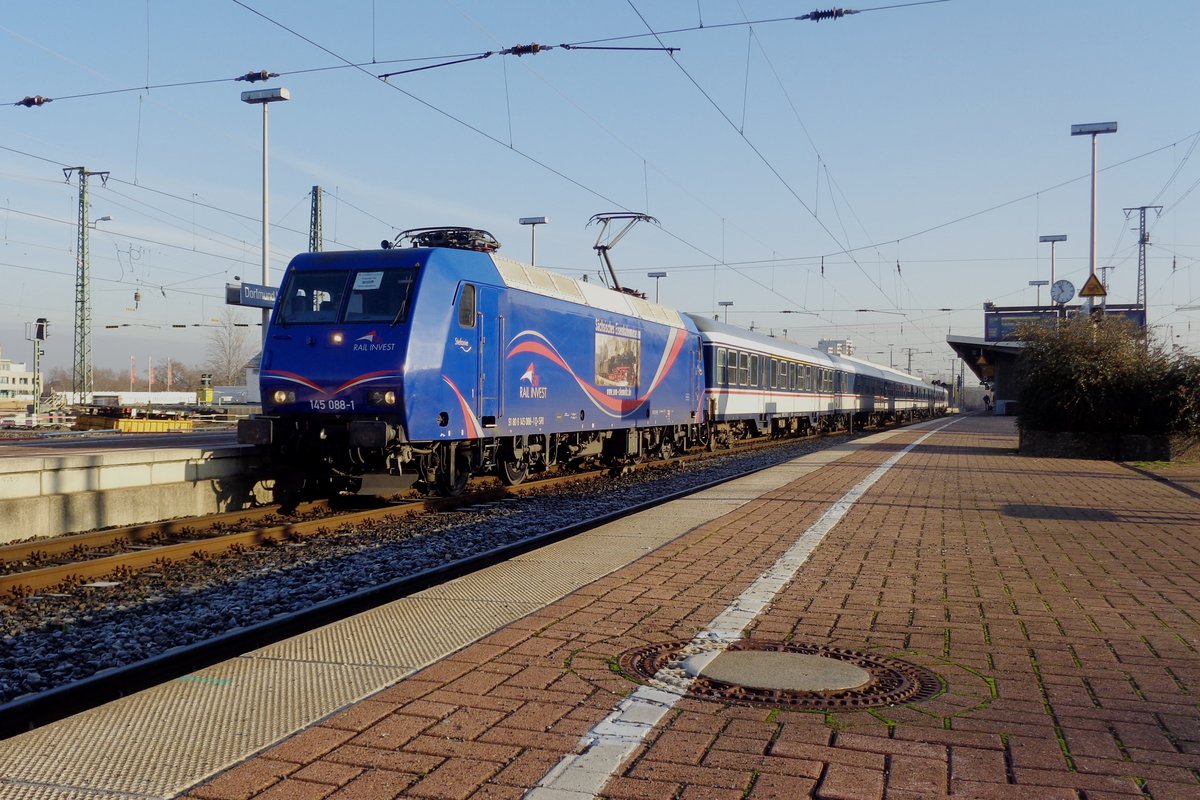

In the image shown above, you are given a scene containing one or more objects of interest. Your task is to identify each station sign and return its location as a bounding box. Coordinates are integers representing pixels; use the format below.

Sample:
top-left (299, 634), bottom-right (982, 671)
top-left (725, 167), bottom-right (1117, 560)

top-left (984, 305), bottom-right (1145, 341)
top-left (225, 281), bottom-right (277, 309)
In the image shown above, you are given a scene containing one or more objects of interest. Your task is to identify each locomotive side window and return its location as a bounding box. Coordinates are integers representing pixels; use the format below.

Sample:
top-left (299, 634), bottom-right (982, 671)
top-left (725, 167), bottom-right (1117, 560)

top-left (278, 270), bottom-right (348, 324)
top-left (715, 348), bottom-right (727, 385)
top-left (344, 269), bottom-right (418, 324)
top-left (458, 284), bottom-right (476, 328)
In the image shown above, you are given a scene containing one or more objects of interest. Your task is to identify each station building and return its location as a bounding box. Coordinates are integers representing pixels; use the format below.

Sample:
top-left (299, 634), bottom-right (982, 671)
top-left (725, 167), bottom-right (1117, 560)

top-left (948, 302), bottom-right (1145, 415)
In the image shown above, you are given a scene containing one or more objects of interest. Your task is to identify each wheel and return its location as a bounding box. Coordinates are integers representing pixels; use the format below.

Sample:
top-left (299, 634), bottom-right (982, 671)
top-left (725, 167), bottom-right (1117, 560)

top-left (499, 458), bottom-right (528, 485)
top-left (499, 436), bottom-right (530, 485)
top-left (436, 448), bottom-right (470, 496)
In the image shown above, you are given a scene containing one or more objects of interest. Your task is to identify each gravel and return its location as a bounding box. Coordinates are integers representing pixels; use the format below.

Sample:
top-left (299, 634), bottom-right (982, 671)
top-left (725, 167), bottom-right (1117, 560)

top-left (0, 435), bottom-right (846, 704)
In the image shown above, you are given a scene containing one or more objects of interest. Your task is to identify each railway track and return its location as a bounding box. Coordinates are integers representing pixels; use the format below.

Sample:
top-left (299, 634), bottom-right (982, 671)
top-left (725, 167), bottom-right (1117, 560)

top-left (0, 421), bottom-right (921, 600)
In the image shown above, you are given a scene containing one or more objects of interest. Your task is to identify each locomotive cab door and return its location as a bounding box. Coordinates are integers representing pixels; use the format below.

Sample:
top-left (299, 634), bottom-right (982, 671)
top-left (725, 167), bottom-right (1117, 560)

top-left (474, 285), bottom-right (502, 429)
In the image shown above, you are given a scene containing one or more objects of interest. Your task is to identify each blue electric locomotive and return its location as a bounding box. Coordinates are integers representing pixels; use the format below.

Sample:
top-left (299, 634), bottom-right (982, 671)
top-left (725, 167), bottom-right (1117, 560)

top-left (238, 228), bottom-right (705, 497)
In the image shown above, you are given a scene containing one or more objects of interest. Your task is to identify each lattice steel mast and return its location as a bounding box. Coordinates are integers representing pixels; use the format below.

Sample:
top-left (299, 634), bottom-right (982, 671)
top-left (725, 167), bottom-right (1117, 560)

top-left (65, 166), bottom-right (108, 403)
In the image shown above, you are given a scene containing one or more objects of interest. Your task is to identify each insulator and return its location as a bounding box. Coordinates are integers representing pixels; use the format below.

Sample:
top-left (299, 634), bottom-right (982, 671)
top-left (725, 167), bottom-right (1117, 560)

top-left (802, 7), bottom-right (848, 22)
top-left (508, 43), bottom-right (543, 57)
top-left (237, 70), bottom-right (278, 83)
top-left (17, 95), bottom-right (51, 107)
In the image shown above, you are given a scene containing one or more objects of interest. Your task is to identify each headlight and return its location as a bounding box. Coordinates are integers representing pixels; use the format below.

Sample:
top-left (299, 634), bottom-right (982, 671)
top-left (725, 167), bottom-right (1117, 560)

top-left (272, 389), bottom-right (295, 404)
top-left (368, 389), bottom-right (398, 405)
top-left (331, 331), bottom-right (344, 344)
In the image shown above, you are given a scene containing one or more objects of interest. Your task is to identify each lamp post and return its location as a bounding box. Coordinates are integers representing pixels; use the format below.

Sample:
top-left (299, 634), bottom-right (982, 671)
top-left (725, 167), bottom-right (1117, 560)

top-left (718, 300), bottom-right (733, 323)
top-left (1071, 122), bottom-right (1117, 314)
top-left (519, 216), bottom-right (547, 267)
top-left (647, 271), bottom-right (667, 303)
top-left (1029, 279), bottom-right (1049, 307)
top-left (242, 87), bottom-right (291, 342)
top-left (1038, 234), bottom-right (1067, 286)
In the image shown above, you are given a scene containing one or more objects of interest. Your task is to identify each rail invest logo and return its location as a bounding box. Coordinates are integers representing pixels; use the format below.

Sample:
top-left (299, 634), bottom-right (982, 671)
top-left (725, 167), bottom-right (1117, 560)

top-left (519, 362), bottom-right (548, 399)
top-left (353, 330), bottom-right (396, 352)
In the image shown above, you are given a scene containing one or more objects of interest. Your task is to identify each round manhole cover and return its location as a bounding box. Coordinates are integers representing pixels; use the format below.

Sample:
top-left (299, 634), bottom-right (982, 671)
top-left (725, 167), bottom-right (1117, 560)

top-left (620, 640), bottom-right (943, 709)
top-left (683, 651), bottom-right (871, 693)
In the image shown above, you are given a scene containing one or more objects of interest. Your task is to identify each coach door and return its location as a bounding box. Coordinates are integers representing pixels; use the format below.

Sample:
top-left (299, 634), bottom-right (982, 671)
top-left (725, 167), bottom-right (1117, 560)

top-left (474, 286), bottom-right (502, 428)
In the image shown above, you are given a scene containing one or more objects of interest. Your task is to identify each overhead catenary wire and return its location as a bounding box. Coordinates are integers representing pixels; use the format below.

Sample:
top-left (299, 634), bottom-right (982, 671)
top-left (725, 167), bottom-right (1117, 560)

top-left (8, 1), bottom-right (1195, 358)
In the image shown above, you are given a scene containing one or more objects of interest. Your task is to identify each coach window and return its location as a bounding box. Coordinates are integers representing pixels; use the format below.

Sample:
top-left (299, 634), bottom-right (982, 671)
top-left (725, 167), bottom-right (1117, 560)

top-left (716, 348), bottom-right (727, 385)
top-left (458, 283), bottom-right (476, 328)
top-left (739, 352), bottom-right (750, 386)
top-left (750, 354), bottom-right (760, 387)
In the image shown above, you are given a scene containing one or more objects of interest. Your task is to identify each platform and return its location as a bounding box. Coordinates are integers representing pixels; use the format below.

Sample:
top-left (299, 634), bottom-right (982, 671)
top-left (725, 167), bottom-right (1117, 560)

top-left (1, 416), bottom-right (1196, 799)
top-left (0, 431), bottom-right (263, 540)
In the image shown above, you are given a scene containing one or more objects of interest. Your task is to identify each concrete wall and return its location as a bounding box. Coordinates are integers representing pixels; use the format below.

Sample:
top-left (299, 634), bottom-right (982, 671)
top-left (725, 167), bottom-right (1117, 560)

top-left (0, 446), bottom-right (270, 541)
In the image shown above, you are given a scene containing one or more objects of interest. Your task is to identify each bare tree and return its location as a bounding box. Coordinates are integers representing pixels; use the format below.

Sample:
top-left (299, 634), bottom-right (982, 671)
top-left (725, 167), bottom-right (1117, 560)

top-left (205, 307), bottom-right (255, 386)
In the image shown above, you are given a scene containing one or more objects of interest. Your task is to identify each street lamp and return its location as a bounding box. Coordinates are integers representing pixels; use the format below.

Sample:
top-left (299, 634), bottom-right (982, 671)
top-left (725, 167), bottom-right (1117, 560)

top-left (647, 271), bottom-right (667, 303)
top-left (1071, 122), bottom-right (1117, 314)
top-left (718, 300), bottom-right (733, 322)
top-left (1038, 234), bottom-right (1067, 286)
top-left (519, 216), bottom-right (547, 267)
top-left (242, 86), bottom-right (291, 342)
top-left (1029, 279), bottom-right (1049, 307)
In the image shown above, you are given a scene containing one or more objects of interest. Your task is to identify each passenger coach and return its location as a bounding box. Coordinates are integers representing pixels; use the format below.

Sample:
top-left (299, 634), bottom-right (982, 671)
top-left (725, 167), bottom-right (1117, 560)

top-left (689, 314), bottom-right (945, 444)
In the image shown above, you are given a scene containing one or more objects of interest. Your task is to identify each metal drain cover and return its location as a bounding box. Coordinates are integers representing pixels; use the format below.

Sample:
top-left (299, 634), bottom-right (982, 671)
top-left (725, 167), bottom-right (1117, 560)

top-left (683, 651), bottom-right (871, 693)
top-left (620, 640), bottom-right (942, 709)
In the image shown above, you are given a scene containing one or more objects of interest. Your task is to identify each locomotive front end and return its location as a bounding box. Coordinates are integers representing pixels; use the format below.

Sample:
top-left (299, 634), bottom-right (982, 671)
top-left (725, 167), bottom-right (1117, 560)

top-left (239, 249), bottom-right (420, 496)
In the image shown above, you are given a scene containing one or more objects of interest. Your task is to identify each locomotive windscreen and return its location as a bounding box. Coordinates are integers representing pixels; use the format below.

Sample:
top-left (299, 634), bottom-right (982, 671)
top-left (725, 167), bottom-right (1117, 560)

top-left (277, 268), bottom-right (417, 325)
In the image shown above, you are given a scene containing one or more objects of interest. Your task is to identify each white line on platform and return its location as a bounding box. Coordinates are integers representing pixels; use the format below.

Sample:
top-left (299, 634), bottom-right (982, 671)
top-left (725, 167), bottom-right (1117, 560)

top-left (526, 419), bottom-right (956, 800)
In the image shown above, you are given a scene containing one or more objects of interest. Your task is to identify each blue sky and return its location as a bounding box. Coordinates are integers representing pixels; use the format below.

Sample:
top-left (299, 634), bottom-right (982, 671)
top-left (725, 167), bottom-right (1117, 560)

top-left (2, 0), bottom-right (1198, 382)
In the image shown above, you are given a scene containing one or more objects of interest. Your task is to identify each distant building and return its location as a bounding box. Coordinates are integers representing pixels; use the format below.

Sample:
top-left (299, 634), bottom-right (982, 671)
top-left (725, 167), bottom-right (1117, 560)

top-left (817, 338), bottom-right (855, 356)
top-left (0, 346), bottom-right (35, 403)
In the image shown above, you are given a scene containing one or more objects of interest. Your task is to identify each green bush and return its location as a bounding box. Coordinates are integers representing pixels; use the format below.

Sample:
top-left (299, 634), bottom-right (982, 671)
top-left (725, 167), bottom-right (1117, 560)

top-left (1015, 316), bottom-right (1199, 436)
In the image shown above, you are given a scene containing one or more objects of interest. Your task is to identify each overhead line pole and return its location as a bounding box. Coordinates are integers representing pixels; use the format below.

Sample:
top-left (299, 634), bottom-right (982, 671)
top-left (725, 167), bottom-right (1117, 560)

top-left (309, 185), bottom-right (323, 252)
top-left (1123, 205), bottom-right (1162, 313)
top-left (64, 166), bottom-right (108, 404)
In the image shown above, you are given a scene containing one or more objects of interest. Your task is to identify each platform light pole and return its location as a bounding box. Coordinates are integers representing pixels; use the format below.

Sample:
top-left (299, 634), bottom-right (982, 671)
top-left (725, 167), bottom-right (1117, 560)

top-left (242, 87), bottom-right (291, 342)
top-left (1029, 279), bottom-right (1049, 307)
top-left (1038, 234), bottom-right (1067, 286)
top-left (719, 300), bottom-right (733, 323)
top-left (647, 271), bottom-right (667, 303)
top-left (519, 216), bottom-right (547, 267)
top-left (1071, 122), bottom-right (1117, 314)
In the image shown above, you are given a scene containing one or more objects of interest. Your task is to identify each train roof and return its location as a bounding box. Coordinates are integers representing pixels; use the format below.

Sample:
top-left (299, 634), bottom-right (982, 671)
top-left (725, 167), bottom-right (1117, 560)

top-left (688, 313), bottom-right (936, 388)
top-left (830, 353), bottom-right (928, 387)
top-left (284, 245), bottom-right (690, 330)
top-left (685, 313), bottom-right (836, 367)
top-left (491, 254), bottom-right (687, 330)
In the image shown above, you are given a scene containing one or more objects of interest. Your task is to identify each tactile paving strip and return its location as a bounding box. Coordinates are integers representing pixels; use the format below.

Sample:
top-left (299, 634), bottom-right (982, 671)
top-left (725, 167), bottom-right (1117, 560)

top-left (0, 659), bottom-right (399, 797)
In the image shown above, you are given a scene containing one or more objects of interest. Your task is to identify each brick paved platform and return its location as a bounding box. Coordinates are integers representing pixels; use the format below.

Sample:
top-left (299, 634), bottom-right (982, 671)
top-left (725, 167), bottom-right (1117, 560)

top-left (186, 416), bottom-right (1200, 800)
